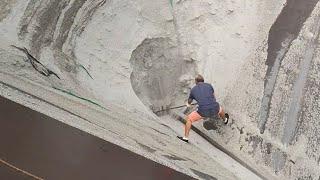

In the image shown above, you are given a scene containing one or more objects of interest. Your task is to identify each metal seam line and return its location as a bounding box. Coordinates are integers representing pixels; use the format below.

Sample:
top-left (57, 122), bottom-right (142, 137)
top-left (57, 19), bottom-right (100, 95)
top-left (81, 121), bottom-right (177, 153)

top-left (0, 158), bottom-right (44, 180)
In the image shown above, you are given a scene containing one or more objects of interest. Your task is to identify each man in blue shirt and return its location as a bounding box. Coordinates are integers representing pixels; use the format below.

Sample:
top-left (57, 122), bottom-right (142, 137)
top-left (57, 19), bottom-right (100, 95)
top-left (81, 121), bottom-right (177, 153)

top-left (178, 74), bottom-right (229, 143)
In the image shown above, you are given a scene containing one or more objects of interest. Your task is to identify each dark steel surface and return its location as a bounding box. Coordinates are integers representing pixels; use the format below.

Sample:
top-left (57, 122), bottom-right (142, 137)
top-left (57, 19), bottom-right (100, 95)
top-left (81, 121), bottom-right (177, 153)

top-left (0, 161), bottom-right (33, 180)
top-left (0, 96), bottom-right (194, 180)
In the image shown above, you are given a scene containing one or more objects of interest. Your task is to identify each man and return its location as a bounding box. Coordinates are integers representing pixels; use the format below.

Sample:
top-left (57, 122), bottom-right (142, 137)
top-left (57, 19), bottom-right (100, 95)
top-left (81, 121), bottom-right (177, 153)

top-left (178, 74), bottom-right (229, 143)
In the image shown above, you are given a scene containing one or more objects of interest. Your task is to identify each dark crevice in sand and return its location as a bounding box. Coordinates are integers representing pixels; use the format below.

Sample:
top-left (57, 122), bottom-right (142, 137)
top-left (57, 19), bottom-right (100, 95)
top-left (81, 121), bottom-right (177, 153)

top-left (258, 0), bottom-right (319, 134)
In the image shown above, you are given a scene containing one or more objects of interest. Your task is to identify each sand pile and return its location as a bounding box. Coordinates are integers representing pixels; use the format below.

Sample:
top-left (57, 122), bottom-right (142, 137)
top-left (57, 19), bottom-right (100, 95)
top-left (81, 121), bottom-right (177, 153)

top-left (1, 0), bottom-right (320, 179)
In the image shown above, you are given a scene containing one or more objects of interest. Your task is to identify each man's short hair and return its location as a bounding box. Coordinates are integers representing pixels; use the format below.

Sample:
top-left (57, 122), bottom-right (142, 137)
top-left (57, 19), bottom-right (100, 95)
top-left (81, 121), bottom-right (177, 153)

top-left (195, 74), bottom-right (204, 83)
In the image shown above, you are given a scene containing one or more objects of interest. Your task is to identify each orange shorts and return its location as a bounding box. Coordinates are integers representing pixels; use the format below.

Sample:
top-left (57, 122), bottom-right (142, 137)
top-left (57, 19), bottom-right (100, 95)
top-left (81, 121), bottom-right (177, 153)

top-left (187, 107), bottom-right (223, 123)
top-left (187, 111), bottom-right (203, 123)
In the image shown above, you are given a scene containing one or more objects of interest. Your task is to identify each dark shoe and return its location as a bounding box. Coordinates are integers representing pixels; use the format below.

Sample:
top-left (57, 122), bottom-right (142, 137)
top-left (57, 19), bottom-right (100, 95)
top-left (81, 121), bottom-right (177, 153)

top-left (177, 136), bottom-right (189, 143)
top-left (224, 113), bottom-right (229, 125)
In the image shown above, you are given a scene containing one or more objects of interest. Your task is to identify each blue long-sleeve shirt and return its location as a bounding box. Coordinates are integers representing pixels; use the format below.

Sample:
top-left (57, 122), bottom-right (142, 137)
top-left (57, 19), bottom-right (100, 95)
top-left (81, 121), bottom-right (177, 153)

top-left (188, 82), bottom-right (220, 116)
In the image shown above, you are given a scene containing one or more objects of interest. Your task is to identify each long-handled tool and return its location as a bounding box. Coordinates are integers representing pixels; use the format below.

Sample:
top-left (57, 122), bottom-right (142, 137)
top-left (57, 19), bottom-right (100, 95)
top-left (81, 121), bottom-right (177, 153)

top-left (154, 103), bottom-right (197, 114)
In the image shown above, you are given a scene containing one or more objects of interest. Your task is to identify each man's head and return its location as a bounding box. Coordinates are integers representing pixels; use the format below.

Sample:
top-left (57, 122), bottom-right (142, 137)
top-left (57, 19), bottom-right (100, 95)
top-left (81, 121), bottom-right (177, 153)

top-left (195, 74), bottom-right (204, 84)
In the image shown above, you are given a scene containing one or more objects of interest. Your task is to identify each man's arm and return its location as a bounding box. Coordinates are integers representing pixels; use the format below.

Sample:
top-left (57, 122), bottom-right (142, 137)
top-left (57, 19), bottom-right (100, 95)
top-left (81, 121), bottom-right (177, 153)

top-left (187, 90), bottom-right (194, 107)
top-left (210, 84), bottom-right (216, 99)
top-left (187, 98), bottom-right (193, 104)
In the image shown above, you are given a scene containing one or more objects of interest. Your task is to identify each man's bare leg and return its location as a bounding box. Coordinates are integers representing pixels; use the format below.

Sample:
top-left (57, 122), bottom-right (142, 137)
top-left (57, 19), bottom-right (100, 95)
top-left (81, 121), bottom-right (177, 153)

top-left (177, 118), bottom-right (192, 143)
top-left (218, 106), bottom-right (229, 124)
top-left (218, 107), bottom-right (225, 119)
top-left (178, 111), bottom-right (202, 142)
top-left (184, 119), bottom-right (192, 138)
